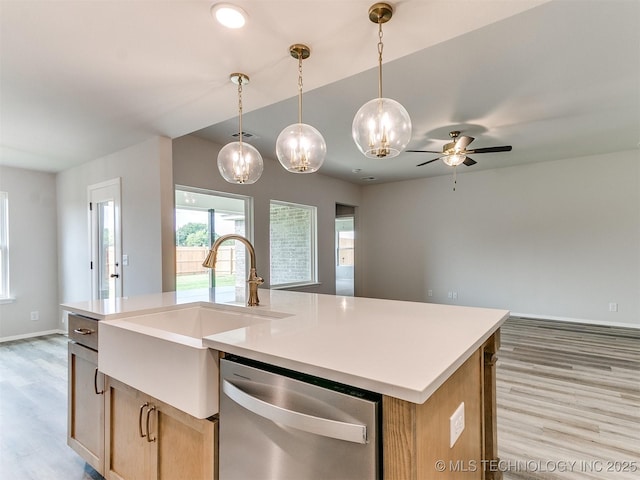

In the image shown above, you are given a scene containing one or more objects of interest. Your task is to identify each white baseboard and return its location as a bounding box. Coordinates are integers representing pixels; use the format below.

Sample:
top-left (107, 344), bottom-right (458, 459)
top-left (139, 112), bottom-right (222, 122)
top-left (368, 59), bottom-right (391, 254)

top-left (510, 312), bottom-right (640, 330)
top-left (0, 329), bottom-right (67, 343)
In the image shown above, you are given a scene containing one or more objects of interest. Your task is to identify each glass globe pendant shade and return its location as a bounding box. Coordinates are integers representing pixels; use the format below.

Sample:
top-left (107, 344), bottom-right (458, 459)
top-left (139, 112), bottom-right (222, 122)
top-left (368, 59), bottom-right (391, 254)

top-left (352, 97), bottom-right (412, 158)
top-left (442, 154), bottom-right (466, 167)
top-left (217, 141), bottom-right (263, 184)
top-left (276, 123), bottom-right (326, 173)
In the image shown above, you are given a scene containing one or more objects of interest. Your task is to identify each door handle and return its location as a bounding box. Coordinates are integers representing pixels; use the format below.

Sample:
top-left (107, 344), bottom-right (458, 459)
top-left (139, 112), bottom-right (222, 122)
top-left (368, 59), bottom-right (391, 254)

top-left (110, 273), bottom-right (120, 278)
top-left (222, 379), bottom-right (368, 444)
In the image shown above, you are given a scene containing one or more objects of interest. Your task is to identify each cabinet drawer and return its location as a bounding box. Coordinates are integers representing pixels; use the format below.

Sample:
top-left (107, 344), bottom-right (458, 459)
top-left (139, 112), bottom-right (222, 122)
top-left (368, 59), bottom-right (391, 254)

top-left (69, 314), bottom-right (99, 350)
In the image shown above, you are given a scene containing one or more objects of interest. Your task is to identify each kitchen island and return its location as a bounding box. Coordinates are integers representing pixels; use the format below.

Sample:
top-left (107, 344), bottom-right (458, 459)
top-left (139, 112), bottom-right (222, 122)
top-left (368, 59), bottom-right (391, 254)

top-left (63, 288), bottom-right (508, 480)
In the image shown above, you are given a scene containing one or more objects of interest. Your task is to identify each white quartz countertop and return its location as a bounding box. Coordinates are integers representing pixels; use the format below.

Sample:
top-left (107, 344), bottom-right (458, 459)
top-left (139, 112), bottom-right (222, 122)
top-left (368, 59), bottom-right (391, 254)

top-left (62, 289), bottom-right (509, 404)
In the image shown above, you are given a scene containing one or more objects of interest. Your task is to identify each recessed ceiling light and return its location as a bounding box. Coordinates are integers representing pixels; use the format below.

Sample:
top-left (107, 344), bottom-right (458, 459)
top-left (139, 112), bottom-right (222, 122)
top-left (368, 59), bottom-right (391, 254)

top-left (211, 3), bottom-right (247, 29)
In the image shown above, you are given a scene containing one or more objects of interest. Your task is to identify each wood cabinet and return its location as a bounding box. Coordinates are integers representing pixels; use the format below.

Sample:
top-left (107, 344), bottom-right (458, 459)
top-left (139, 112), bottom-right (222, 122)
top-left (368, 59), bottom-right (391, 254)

top-left (67, 311), bottom-right (217, 480)
top-left (68, 337), bottom-right (105, 475)
top-left (382, 332), bottom-right (501, 480)
top-left (104, 377), bottom-right (217, 480)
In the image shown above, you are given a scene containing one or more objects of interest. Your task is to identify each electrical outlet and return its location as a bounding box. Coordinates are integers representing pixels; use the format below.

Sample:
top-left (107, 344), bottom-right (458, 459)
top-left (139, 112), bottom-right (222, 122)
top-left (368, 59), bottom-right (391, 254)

top-left (452, 291), bottom-right (458, 300)
top-left (609, 303), bottom-right (618, 312)
top-left (448, 291), bottom-right (453, 299)
top-left (428, 290), bottom-right (433, 297)
top-left (30, 311), bottom-right (39, 321)
top-left (450, 402), bottom-right (465, 448)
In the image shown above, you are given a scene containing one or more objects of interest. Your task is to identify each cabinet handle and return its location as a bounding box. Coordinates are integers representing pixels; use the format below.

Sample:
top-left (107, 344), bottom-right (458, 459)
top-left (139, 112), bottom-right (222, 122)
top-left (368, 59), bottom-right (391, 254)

top-left (93, 368), bottom-right (104, 395)
top-left (146, 405), bottom-right (157, 443)
top-left (139, 402), bottom-right (149, 438)
top-left (484, 351), bottom-right (498, 366)
top-left (73, 328), bottom-right (93, 335)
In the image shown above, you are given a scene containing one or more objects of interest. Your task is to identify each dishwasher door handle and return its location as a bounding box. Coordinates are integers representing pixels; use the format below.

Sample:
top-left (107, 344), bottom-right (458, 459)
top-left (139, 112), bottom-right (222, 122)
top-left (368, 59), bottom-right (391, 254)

top-left (222, 379), bottom-right (368, 444)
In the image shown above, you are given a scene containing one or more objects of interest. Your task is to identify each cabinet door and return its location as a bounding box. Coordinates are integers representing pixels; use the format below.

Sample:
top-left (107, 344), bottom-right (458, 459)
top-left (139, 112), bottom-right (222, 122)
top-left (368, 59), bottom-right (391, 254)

top-left (153, 402), bottom-right (217, 480)
top-left (68, 341), bottom-right (104, 475)
top-left (104, 376), bottom-right (217, 480)
top-left (105, 378), bottom-right (152, 480)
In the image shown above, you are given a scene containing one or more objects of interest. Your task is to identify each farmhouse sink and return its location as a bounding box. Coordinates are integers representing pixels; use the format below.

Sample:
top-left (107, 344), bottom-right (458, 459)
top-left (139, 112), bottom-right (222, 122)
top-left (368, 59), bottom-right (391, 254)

top-left (98, 305), bottom-right (277, 419)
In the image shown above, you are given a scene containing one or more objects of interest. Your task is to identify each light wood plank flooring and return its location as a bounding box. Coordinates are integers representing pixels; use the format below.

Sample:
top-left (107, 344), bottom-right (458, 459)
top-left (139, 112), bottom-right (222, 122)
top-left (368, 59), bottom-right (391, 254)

top-left (498, 317), bottom-right (640, 480)
top-left (0, 334), bottom-right (101, 480)
top-left (0, 318), bottom-right (638, 479)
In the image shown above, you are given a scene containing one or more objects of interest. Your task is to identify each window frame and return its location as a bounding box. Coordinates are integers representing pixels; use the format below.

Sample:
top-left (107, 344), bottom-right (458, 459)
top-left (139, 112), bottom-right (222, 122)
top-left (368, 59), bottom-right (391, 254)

top-left (0, 191), bottom-right (10, 300)
top-left (269, 200), bottom-right (318, 289)
top-left (174, 186), bottom-right (253, 293)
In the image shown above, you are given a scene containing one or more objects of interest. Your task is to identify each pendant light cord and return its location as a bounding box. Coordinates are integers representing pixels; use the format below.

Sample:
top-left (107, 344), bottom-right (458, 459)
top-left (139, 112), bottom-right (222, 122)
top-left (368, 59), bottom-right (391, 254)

top-left (298, 55), bottom-right (304, 124)
top-left (237, 76), bottom-right (243, 144)
top-left (377, 20), bottom-right (384, 99)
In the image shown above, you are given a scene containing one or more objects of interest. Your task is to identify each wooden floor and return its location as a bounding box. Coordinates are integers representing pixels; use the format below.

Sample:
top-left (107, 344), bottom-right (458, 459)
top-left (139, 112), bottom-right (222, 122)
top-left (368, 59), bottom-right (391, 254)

top-left (0, 334), bottom-right (102, 480)
top-left (0, 318), bottom-right (638, 480)
top-left (498, 317), bottom-right (640, 480)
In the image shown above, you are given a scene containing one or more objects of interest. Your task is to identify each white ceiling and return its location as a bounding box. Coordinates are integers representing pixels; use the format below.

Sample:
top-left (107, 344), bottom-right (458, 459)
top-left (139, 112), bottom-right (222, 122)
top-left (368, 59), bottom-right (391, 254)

top-left (1, 0), bottom-right (639, 184)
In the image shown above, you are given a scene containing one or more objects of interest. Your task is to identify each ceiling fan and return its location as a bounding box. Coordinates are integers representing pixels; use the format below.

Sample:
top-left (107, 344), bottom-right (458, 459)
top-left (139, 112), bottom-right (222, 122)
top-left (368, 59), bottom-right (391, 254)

top-left (407, 131), bottom-right (512, 167)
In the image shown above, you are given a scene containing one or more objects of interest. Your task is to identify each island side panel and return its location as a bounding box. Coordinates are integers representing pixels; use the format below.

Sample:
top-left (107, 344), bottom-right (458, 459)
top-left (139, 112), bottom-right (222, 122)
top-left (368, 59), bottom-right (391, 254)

top-left (383, 348), bottom-right (483, 479)
top-left (382, 396), bottom-right (417, 479)
top-left (481, 331), bottom-right (502, 480)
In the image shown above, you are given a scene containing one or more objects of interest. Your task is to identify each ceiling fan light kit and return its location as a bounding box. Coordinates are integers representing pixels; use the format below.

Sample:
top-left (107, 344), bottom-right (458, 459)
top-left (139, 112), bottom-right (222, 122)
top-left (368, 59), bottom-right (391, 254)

top-left (276, 44), bottom-right (327, 174)
top-left (408, 130), bottom-right (512, 169)
top-left (442, 154), bottom-right (466, 167)
top-left (352, 3), bottom-right (412, 159)
top-left (217, 73), bottom-right (264, 184)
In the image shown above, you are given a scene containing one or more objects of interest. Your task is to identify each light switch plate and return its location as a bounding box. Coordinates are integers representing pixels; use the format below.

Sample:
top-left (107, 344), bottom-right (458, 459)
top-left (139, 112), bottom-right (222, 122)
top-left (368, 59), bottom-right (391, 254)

top-left (450, 402), bottom-right (465, 448)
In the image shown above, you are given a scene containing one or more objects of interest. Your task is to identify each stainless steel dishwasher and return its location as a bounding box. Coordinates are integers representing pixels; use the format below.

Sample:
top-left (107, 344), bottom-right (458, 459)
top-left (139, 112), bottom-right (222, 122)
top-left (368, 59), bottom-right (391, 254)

top-left (219, 355), bottom-right (381, 480)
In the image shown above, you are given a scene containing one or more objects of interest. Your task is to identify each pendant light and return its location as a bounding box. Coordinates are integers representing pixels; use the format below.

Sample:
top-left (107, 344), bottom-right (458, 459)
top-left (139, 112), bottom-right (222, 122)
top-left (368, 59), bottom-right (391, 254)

top-left (352, 3), bottom-right (411, 158)
top-left (217, 73), bottom-right (263, 184)
top-left (276, 44), bottom-right (326, 173)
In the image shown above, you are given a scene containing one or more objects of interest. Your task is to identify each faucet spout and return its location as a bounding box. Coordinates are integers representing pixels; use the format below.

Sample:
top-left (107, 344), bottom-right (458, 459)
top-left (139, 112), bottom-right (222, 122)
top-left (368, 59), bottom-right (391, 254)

top-left (202, 234), bottom-right (264, 306)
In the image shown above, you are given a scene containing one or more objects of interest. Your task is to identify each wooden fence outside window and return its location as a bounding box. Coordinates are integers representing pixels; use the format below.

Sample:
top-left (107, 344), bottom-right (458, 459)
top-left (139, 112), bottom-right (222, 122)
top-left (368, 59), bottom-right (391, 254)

top-left (176, 246), bottom-right (235, 275)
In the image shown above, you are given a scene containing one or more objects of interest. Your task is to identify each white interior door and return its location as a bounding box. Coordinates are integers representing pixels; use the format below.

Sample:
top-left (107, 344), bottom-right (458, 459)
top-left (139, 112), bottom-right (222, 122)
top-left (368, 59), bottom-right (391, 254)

top-left (89, 179), bottom-right (122, 300)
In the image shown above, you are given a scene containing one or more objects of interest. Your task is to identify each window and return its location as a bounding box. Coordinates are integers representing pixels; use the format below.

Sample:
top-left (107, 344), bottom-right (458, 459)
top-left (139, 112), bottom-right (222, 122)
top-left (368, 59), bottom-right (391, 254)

top-left (175, 187), bottom-right (252, 301)
top-left (0, 191), bottom-right (9, 300)
top-left (270, 201), bottom-right (317, 287)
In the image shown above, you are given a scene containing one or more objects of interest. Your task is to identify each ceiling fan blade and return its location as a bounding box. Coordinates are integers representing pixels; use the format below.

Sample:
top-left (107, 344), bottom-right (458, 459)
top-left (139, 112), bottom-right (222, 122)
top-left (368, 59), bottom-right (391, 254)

top-left (455, 136), bottom-right (474, 150)
top-left (406, 149), bottom-right (443, 154)
top-left (462, 157), bottom-right (477, 166)
top-left (416, 158), bottom-right (440, 167)
top-left (466, 145), bottom-right (512, 154)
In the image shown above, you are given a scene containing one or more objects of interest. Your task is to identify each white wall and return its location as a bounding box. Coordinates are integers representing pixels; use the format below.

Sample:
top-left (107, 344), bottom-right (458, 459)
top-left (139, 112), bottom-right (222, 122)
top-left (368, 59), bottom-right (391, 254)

top-left (57, 136), bottom-right (174, 313)
top-left (359, 150), bottom-right (640, 327)
top-left (0, 167), bottom-right (59, 340)
top-left (172, 135), bottom-right (362, 294)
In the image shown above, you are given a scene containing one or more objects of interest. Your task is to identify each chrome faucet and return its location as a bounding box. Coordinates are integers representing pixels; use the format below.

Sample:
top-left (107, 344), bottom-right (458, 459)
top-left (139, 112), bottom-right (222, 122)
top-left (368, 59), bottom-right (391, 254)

top-left (202, 234), bottom-right (264, 306)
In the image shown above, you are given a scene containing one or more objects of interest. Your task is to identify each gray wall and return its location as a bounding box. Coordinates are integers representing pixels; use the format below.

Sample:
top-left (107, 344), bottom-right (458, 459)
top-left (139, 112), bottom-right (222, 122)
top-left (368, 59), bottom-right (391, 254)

top-left (0, 167), bottom-right (59, 339)
top-left (5, 136), bottom-right (635, 339)
top-left (172, 134), bottom-right (362, 294)
top-left (359, 150), bottom-right (640, 327)
top-left (57, 136), bottom-right (174, 316)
